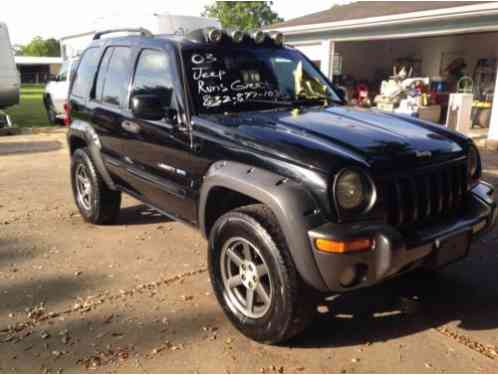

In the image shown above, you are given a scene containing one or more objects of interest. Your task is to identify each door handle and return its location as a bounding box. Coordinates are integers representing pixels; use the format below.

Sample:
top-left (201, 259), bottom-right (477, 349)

top-left (121, 120), bottom-right (141, 134)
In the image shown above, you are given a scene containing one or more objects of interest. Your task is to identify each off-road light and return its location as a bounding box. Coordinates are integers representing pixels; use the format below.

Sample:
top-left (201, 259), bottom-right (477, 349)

top-left (230, 29), bottom-right (244, 43)
top-left (252, 30), bottom-right (266, 44)
top-left (270, 31), bottom-right (284, 46)
top-left (207, 28), bottom-right (223, 43)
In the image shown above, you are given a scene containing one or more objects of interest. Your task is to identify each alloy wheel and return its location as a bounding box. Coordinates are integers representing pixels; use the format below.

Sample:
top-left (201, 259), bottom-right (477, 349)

top-left (220, 237), bottom-right (272, 319)
top-left (75, 164), bottom-right (92, 211)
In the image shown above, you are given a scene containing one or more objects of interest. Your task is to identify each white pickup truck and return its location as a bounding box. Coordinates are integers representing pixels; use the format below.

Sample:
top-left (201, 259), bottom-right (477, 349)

top-left (0, 22), bottom-right (20, 127)
top-left (43, 58), bottom-right (77, 124)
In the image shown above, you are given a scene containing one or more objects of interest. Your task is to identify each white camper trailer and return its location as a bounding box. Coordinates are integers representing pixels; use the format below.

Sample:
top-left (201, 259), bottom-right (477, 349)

top-left (46, 14), bottom-right (220, 122)
top-left (0, 22), bottom-right (20, 126)
top-left (60, 13), bottom-right (220, 60)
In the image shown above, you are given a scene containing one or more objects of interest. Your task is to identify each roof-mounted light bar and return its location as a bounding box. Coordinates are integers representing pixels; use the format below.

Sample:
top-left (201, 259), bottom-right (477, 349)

top-left (186, 28), bottom-right (283, 47)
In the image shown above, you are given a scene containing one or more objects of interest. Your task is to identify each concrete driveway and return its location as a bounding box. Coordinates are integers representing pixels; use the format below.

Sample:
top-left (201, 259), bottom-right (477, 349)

top-left (1, 132), bottom-right (498, 372)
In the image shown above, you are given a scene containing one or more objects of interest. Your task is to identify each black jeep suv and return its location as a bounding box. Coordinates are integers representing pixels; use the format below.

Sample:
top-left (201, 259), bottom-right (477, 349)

top-left (67, 27), bottom-right (497, 344)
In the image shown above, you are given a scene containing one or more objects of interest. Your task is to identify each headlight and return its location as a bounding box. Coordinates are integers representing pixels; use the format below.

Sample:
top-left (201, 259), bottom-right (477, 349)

top-left (468, 145), bottom-right (479, 179)
top-left (334, 169), bottom-right (374, 212)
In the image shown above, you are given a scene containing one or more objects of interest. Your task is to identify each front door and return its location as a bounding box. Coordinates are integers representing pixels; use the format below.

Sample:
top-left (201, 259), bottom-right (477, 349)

top-left (120, 47), bottom-right (197, 224)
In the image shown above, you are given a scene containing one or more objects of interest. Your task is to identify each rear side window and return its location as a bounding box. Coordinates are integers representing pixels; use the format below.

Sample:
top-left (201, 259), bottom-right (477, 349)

top-left (98, 47), bottom-right (132, 107)
top-left (131, 49), bottom-right (176, 109)
top-left (71, 48), bottom-right (100, 98)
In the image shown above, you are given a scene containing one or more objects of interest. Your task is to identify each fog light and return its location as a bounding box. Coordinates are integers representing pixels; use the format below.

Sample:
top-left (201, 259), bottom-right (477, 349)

top-left (315, 238), bottom-right (372, 254)
top-left (340, 264), bottom-right (368, 287)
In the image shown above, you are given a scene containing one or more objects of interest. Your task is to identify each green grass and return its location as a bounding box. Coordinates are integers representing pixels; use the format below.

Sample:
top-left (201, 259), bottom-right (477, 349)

top-left (5, 84), bottom-right (54, 128)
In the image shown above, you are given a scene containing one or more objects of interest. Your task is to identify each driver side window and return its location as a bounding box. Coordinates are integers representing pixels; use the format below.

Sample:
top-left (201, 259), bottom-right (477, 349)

top-left (131, 49), bottom-right (176, 110)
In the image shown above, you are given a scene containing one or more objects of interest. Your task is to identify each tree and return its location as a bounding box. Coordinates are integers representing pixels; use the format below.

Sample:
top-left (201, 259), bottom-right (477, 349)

top-left (202, 1), bottom-right (283, 30)
top-left (19, 37), bottom-right (60, 57)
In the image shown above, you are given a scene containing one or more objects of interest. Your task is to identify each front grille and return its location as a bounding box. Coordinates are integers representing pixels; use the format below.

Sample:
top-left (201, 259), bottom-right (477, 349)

top-left (383, 159), bottom-right (468, 227)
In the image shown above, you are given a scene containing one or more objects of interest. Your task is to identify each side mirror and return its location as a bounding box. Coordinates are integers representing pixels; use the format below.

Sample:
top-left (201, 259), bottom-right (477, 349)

top-left (131, 94), bottom-right (165, 121)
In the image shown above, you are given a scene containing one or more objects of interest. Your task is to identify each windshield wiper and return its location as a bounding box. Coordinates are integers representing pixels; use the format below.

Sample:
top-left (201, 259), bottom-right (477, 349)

top-left (243, 98), bottom-right (298, 108)
top-left (292, 95), bottom-right (344, 106)
top-left (243, 96), bottom-right (343, 111)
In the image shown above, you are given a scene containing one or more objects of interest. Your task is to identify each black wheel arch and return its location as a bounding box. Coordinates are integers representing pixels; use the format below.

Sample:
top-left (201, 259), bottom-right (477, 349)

top-left (67, 122), bottom-right (117, 191)
top-left (199, 161), bottom-right (329, 292)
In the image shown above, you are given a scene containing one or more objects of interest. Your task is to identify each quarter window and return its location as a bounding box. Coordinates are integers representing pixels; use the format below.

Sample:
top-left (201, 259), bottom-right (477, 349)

top-left (71, 48), bottom-right (99, 98)
top-left (131, 49), bottom-right (175, 109)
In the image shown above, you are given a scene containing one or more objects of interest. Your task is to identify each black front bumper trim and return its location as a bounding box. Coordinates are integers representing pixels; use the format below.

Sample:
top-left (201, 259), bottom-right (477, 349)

top-left (308, 181), bottom-right (497, 292)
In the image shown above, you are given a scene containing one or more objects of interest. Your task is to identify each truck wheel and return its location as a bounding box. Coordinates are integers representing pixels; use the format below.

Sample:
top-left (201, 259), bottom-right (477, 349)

top-left (208, 204), bottom-right (316, 344)
top-left (71, 148), bottom-right (121, 225)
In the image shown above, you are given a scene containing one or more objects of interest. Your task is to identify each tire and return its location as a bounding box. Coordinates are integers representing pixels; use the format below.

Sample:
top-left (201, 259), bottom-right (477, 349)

top-left (71, 148), bottom-right (121, 225)
top-left (44, 96), bottom-right (58, 125)
top-left (208, 204), bottom-right (317, 344)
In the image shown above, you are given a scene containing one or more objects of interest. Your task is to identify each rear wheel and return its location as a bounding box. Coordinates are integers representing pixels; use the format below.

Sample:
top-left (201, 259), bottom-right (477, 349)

top-left (44, 96), bottom-right (58, 125)
top-left (71, 148), bottom-right (121, 224)
top-left (208, 204), bottom-right (317, 344)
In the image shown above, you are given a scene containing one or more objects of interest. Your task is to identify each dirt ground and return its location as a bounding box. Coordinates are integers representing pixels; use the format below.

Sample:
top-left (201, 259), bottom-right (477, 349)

top-left (1, 131), bottom-right (498, 373)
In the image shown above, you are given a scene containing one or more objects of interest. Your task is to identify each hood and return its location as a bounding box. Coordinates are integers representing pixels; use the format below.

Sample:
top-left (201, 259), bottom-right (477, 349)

top-left (196, 106), bottom-right (469, 174)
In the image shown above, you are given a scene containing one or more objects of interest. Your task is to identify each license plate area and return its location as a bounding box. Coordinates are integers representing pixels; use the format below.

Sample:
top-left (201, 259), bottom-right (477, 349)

top-left (434, 231), bottom-right (471, 267)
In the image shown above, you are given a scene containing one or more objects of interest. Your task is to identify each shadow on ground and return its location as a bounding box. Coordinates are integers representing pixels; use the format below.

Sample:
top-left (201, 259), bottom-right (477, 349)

top-left (0, 141), bottom-right (62, 156)
top-left (117, 205), bottom-right (173, 226)
top-left (291, 228), bottom-right (498, 348)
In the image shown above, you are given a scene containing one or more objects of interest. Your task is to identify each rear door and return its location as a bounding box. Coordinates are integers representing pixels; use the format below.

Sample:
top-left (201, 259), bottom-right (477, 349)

top-left (88, 46), bottom-right (134, 186)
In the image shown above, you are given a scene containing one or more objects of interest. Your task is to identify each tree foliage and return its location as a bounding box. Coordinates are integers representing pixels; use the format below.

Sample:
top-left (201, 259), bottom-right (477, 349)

top-left (202, 1), bottom-right (283, 30)
top-left (19, 37), bottom-right (61, 57)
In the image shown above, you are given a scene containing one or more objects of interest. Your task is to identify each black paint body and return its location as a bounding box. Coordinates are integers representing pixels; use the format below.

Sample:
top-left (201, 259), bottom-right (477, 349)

top-left (67, 34), bottom-right (497, 293)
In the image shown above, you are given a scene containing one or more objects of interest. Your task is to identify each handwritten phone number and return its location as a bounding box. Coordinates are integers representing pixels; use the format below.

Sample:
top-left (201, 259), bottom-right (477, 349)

top-left (202, 90), bottom-right (278, 108)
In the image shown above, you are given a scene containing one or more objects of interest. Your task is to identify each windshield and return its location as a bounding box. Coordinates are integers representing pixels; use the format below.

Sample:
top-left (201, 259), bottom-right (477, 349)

top-left (183, 46), bottom-right (341, 114)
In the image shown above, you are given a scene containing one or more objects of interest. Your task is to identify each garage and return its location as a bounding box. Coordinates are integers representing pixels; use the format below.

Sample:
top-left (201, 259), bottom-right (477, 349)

top-left (268, 1), bottom-right (498, 148)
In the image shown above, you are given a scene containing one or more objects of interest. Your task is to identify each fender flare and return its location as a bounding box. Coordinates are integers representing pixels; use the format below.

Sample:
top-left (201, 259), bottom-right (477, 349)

top-left (67, 120), bottom-right (117, 191)
top-left (199, 161), bottom-right (329, 292)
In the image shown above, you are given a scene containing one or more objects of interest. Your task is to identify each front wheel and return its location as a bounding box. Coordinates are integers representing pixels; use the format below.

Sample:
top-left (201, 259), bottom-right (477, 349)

top-left (71, 148), bottom-right (121, 224)
top-left (208, 204), bottom-right (316, 344)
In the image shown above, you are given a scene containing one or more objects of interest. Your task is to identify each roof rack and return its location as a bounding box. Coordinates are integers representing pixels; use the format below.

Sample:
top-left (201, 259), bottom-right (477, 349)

top-left (93, 28), bottom-right (153, 40)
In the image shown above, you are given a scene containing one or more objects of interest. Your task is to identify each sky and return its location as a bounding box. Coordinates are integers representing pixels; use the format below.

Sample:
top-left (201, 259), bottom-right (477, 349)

top-left (2, 0), bottom-right (343, 45)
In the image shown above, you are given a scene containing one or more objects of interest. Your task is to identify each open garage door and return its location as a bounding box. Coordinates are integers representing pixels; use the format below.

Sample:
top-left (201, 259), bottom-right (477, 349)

top-left (332, 31), bottom-right (498, 138)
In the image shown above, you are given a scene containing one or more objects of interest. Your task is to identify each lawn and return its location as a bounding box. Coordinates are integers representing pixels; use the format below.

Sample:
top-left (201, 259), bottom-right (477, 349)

top-left (5, 84), bottom-right (53, 128)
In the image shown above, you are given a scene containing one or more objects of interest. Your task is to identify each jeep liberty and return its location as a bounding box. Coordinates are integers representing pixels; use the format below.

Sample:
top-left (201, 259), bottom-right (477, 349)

top-left (67, 28), bottom-right (497, 344)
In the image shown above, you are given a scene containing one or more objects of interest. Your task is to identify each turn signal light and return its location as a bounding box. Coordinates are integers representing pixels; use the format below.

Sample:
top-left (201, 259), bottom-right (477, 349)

top-left (315, 238), bottom-right (372, 254)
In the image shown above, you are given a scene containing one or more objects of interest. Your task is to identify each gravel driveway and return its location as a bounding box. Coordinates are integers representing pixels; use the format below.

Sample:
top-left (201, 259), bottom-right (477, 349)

top-left (1, 131), bottom-right (498, 372)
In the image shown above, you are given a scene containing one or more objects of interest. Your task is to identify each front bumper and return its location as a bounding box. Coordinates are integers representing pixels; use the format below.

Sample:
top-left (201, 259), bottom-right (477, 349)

top-left (308, 181), bottom-right (497, 292)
